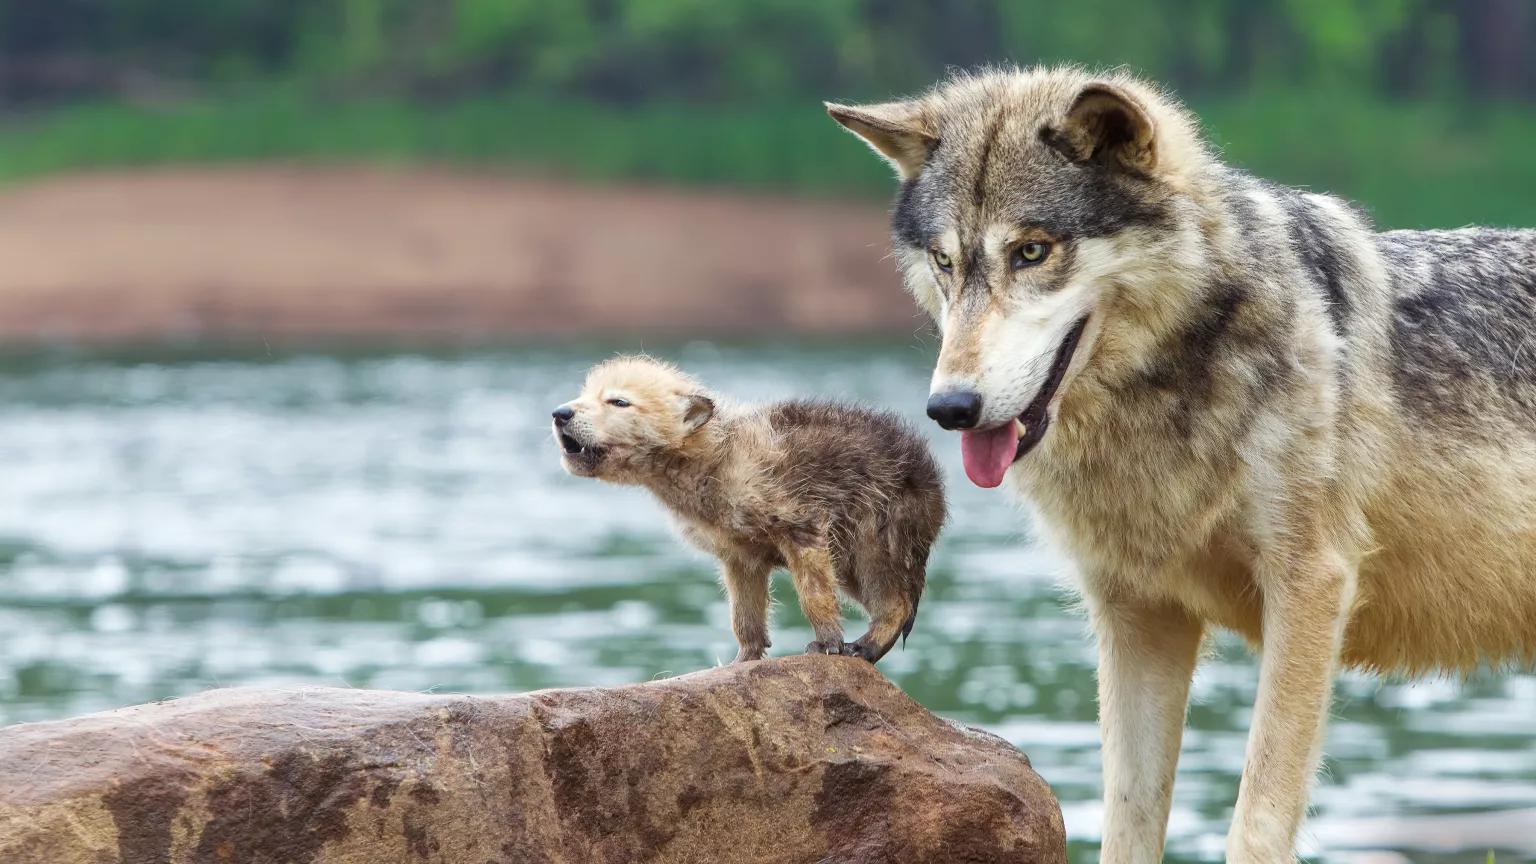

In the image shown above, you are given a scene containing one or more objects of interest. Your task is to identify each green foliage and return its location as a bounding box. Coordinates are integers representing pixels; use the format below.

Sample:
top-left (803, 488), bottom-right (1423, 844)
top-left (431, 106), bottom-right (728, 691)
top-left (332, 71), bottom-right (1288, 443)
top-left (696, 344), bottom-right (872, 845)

top-left (0, 0), bottom-right (1532, 228)
top-left (0, 0), bottom-right (1532, 104)
top-left (3, 87), bottom-right (1534, 231)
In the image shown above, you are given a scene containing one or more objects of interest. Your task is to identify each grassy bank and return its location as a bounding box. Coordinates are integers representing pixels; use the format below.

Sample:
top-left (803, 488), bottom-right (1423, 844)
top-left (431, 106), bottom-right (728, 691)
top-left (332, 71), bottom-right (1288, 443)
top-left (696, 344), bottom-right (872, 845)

top-left (1, 88), bottom-right (1533, 229)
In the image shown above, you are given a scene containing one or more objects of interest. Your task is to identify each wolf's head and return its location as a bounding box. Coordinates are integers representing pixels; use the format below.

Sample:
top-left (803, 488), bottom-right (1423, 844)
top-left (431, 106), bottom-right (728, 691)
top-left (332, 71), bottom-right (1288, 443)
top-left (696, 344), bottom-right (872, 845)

top-left (552, 356), bottom-right (716, 483)
top-left (828, 67), bottom-right (1210, 488)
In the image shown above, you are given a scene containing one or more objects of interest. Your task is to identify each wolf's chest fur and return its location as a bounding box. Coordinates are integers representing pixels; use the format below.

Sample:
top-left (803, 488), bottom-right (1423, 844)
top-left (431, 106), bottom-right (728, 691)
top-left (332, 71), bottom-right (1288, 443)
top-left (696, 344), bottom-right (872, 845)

top-left (1016, 368), bottom-right (1264, 630)
top-left (1015, 209), bottom-right (1536, 671)
top-left (672, 508), bottom-right (785, 564)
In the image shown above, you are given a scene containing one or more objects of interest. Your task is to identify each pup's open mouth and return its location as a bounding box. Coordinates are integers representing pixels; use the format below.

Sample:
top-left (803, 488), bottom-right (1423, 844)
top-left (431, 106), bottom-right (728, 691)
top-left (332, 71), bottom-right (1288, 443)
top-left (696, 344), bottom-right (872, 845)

top-left (960, 316), bottom-right (1089, 488)
top-left (557, 430), bottom-right (606, 472)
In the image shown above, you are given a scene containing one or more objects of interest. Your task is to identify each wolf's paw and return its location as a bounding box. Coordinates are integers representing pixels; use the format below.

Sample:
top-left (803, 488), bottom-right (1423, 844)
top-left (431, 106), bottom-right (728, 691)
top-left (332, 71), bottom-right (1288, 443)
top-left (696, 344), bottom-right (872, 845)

top-left (843, 640), bottom-right (879, 663)
top-left (806, 640), bottom-right (876, 661)
top-left (805, 640), bottom-right (850, 656)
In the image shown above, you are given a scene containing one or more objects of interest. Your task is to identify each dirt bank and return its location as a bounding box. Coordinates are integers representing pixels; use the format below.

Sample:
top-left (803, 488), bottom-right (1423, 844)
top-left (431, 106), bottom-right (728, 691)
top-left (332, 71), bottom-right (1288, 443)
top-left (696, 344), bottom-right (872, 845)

top-left (0, 167), bottom-right (914, 343)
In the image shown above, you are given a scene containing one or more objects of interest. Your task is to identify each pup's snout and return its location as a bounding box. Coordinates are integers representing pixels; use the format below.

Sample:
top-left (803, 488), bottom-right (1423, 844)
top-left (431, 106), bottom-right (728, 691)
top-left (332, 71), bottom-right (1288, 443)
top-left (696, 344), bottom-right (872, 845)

top-left (926, 391), bottom-right (983, 430)
top-left (552, 405), bottom-right (575, 426)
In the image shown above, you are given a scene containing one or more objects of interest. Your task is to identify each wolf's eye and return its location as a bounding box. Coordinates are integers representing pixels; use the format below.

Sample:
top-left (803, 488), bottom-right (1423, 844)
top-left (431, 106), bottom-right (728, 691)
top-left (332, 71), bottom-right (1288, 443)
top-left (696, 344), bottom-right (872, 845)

top-left (930, 249), bottom-right (953, 273)
top-left (606, 398), bottom-right (631, 408)
top-left (1011, 242), bottom-right (1051, 269)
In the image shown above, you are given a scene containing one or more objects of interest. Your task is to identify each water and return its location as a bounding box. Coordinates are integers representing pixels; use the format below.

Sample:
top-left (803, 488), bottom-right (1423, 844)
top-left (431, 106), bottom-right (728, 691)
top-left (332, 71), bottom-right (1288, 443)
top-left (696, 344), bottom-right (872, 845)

top-left (1, 340), bottom-right (1532, 863)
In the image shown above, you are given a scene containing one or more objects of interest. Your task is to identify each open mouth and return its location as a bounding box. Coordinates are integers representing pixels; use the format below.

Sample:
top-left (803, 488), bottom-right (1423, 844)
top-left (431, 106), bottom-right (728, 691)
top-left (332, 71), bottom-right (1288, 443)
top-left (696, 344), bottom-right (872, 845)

top-left (1014, 316), bottom-right (1089, 459)
top-left (960, 315), bottom-right (1089, 488)
top-left (556, 429), bottom-right (606, 470)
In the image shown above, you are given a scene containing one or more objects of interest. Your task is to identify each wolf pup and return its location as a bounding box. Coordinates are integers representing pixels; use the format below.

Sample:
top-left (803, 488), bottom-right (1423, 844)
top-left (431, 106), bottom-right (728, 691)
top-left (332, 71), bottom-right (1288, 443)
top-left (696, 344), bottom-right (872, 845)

top-left (829, 67), bottom-right (1536, 862)
top-left (552, 355), bottom-right (944, 663)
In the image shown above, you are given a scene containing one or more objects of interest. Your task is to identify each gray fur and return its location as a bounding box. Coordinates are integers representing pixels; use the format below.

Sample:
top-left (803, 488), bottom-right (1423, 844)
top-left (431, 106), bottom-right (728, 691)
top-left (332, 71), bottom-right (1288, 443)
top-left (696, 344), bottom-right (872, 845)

top-left (829, 65), bottom-right (1536, 861)
top-left (1383, 228), bottom-right (1536, 425)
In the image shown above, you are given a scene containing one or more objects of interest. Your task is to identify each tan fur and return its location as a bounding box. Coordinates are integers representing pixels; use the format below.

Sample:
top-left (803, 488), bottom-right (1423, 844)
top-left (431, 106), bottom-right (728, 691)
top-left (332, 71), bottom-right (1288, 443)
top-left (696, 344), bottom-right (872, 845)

top-left (554, 356), bottom-right (945, 663)
top-left (830, 65), bottom-right (1536, 862)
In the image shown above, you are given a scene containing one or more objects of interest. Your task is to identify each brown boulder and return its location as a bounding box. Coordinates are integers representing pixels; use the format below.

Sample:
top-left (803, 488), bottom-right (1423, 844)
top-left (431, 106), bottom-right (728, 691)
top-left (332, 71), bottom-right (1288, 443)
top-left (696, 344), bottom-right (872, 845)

top-left (0, 655), bottom-right (1064, 864)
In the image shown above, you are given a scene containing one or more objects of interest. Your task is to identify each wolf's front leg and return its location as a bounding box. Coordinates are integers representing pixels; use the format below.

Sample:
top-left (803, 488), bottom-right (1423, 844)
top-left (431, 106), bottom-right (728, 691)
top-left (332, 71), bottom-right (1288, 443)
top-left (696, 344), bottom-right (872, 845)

top-left (721, 556), bottom-right (772, 662)
top-left (1228, 548), bottom-right (1355, 863)
top-left (1092, 597), bottom-right (1204, 864)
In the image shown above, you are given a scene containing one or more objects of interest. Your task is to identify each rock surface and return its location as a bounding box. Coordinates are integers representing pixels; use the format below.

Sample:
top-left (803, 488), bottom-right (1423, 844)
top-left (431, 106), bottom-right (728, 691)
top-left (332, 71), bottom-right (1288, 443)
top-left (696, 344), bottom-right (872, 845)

top-left (0, 655), bottom-right (1065, 864)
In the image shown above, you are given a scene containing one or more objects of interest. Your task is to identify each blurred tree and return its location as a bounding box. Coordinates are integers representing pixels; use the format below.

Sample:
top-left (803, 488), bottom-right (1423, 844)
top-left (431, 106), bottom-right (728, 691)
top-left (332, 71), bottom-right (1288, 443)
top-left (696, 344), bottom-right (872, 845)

top-left (1456, 0), bottom-right (1536, 97)
top-left (0, 0), bottom-right (1532, 105)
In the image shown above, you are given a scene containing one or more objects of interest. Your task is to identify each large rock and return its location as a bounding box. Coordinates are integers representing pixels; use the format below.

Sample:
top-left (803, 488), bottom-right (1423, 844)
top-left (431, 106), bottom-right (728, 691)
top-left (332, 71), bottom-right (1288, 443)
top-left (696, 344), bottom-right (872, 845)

top-left (0, 655), bottom-right (1064, 864)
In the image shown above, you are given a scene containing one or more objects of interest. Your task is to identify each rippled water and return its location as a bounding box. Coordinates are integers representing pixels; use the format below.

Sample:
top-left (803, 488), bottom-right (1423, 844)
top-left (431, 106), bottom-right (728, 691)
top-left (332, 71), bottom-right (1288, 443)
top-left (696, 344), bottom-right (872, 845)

top-left (1, 341), bottom-right (1532, 863)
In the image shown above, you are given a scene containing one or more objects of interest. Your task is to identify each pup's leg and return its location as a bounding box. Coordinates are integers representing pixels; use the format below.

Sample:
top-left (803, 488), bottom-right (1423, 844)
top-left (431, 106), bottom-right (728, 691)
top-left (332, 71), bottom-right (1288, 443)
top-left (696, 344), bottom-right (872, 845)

top-left (783, 544), bottom-right (847, 655)
top-left (1228, 547), bottom-right (1354, 862)
top-left (721, 556), bottom-right (772, 663)
top-left (1093, 596), bottom-right (1204, 864)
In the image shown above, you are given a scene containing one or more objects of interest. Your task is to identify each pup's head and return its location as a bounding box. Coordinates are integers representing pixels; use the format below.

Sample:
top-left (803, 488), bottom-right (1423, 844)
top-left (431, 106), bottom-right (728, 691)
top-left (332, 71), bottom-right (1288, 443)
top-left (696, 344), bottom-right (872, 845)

top-left (552, 356), bottom-right (716, 482)
top-left (828, 66), bottom-right (1208, 488)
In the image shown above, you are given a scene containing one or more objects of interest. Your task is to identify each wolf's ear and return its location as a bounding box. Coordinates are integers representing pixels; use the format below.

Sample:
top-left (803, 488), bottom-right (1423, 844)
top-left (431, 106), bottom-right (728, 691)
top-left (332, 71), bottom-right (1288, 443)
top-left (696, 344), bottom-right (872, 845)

top-left (1045, 84), bottom-right (1157, 175)
top-left (681, 394), bottom-right (715, 435)
top-left (825, 100), bottom-right (937, 180)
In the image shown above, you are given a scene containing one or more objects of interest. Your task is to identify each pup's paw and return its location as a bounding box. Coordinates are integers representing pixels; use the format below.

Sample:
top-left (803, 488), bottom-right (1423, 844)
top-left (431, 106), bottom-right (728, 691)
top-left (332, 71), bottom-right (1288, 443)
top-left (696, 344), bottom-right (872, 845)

top-left (805, 640), bottom-right (849, 656)
top-left (843, 640), bottom-right (880, 663)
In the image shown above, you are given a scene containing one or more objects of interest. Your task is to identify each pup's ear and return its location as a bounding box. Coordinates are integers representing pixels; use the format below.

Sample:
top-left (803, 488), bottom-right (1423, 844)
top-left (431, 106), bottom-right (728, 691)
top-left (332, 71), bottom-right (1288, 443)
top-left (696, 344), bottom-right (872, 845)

top-left (681, 394), bottom-right (715, 434)
top-left (1044, 84), bottom-right (1157, 175)
top-left (825, 100), bottom-right (937, 180)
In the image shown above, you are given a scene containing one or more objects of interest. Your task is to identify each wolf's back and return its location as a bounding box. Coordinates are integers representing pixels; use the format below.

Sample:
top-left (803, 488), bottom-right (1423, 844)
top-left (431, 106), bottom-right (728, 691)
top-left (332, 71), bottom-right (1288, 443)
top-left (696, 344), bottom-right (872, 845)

top-left (1377, 228), bottom-right (1536, 425)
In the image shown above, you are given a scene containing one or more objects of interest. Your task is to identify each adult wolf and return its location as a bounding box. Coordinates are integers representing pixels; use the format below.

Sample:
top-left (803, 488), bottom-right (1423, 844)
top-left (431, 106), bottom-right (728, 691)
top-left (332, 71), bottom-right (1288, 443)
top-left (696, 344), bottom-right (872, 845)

top-left (828, 67), bottom-right (1536, 862)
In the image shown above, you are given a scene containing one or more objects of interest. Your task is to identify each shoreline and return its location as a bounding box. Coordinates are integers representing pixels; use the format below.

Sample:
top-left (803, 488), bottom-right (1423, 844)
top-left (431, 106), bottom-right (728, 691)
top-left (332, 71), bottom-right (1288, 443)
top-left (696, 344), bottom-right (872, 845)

top-left (0, 165), bottom-right (917, 344)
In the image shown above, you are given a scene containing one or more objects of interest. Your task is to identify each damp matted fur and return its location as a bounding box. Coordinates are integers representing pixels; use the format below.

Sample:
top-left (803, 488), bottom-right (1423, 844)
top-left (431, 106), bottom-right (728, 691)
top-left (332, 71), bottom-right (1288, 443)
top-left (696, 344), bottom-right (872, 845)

top-left (554, 355), bottom-right (945, 663)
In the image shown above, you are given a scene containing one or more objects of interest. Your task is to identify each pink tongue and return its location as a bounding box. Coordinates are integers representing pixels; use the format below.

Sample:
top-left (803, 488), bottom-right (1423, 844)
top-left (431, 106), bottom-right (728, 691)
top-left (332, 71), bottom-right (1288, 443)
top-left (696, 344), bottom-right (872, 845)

top-left (960, 423), bottom-right (1020, 488)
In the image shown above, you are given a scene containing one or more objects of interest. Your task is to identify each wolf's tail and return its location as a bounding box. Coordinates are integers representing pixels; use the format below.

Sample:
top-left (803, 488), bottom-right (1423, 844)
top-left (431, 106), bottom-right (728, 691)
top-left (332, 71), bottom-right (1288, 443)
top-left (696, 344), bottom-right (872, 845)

top-left (867, 596), bottom-right (921, 663)
top-left (899, 595), bottom-right (920, 648)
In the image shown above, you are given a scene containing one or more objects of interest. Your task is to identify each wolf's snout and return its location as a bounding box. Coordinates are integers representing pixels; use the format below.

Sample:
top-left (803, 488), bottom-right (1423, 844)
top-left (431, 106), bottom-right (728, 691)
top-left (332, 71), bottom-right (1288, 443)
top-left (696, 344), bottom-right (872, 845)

top-left (552, 405), bottom-right (575, 426)
top-left (926, 391), bottom-right (983, 430)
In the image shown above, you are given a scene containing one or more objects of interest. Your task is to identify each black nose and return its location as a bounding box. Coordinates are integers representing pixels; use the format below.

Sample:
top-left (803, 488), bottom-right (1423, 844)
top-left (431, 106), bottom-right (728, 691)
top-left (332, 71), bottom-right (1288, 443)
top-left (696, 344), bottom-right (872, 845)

top-left (552, 406), bottom-right (575, 426)
top-left (926, 391), bottom-right (983, 430)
